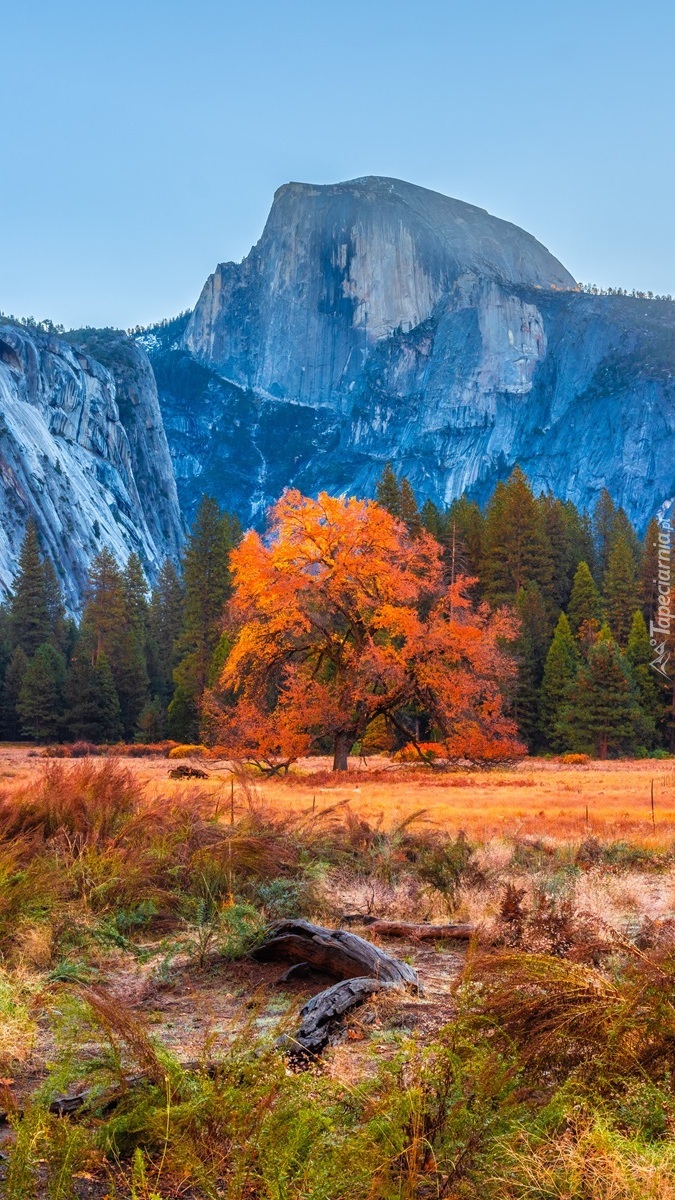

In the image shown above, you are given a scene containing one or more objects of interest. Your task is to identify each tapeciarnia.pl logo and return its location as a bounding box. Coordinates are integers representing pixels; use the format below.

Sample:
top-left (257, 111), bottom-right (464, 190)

top-left (650, 514), bottom-right (672, 681)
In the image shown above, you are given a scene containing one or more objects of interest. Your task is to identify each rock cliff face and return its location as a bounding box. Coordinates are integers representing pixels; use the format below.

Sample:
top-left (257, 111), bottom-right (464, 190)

top-left (0, 322), bottom-right (183, 609)
top-left (184, 177), bottom-right (575, 408)
top-left (149, 176), bottom-right (674, 533)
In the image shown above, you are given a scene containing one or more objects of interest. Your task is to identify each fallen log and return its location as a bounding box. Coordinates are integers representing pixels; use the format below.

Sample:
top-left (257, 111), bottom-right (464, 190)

top-left (0, 1073), bottom-right (149, 1125)
top-left (285, 977), bottom-right (402, 1058)
top-left (341, 916), bottom-right (475, 940)
top-left (253, 918), bottom-right (420, 992)
top-left (49, 1073), bottom-right (148, 1117)
top-left (168, 764), bottom-right (209, 780)
top-left (10, 1061), bottom-right (214, 1124)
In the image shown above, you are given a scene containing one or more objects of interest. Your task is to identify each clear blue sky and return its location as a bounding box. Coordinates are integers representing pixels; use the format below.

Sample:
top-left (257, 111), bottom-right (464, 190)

top-left (1, 0), bottom-right (673, 330)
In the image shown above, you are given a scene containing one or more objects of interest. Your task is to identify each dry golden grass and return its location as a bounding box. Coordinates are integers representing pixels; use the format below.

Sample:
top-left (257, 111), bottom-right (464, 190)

top-left (264, 757), bottom-right (675, 845)
top-left (1, 747), bottom-right (674, 845)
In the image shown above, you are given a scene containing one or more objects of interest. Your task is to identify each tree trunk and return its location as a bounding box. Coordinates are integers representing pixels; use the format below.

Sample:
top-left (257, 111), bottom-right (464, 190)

top-left (256, 919), bottom-right (421, 1062)
top-left (332, 731), bottom-right (354, 771)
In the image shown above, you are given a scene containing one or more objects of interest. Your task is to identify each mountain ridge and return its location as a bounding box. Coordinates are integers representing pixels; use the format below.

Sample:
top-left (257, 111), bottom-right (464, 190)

top-left (147, 176), bottom-right (673, 533)
top-left (1, 174), bottom-right (673, 604)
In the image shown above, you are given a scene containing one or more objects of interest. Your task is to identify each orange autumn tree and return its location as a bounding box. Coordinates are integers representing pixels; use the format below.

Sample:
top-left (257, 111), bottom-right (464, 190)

top-left (211, 490), bottom-right (524, 771)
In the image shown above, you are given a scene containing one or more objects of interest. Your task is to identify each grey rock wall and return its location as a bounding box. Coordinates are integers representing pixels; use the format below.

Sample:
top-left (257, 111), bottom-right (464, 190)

top-left (0, 322), bottom-right (183, 609)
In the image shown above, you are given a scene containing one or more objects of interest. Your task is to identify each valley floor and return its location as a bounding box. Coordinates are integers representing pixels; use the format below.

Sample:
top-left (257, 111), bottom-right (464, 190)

top-left (0, 749), bottom-right (674, 1197)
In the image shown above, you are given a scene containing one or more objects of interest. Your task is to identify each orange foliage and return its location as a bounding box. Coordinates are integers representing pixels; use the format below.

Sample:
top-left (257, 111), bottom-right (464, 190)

top-left (210, 490), bottom-right (524, 770)
top-left (394, 742), bottom-right (447, 762)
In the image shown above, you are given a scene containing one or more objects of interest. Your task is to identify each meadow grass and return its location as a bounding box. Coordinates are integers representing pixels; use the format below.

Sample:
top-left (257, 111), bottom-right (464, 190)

top-left (0, 752), bottom-right (673, 1196)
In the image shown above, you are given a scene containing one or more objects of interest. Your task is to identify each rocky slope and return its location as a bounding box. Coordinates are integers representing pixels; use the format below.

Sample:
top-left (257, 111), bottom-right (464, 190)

top-left (146, 176), bottom-right (675, 533)
top-left (0, 322), bottom-right (183, 609)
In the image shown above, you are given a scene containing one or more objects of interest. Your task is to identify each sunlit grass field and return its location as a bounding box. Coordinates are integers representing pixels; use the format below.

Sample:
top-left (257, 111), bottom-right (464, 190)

top-left (1, 747), bottom-right (673, 843)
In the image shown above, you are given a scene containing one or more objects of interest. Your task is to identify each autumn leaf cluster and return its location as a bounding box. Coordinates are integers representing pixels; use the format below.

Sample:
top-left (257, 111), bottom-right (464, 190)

top-left (205, 490), bottom-right (522, 768)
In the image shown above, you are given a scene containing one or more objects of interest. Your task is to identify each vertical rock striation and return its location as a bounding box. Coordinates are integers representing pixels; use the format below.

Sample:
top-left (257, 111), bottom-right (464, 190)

top-left (0, 322), bottom-right (183, 609)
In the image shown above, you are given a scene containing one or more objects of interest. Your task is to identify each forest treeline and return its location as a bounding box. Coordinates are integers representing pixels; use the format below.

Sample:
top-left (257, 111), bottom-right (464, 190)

top-left (0, 465), bottom-right (670, 760)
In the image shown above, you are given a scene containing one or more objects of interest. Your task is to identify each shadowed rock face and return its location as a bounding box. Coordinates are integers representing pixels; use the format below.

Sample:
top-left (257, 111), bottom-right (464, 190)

top-left (149, 176), bottom-right (675, 533)
top-left (0, 322), bottom-right (183, 609)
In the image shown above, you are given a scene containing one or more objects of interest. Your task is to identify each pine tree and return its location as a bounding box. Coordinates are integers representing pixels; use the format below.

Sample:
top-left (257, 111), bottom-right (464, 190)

top-left (17, 643), bottom-right (66, 741)
top-left (539, 613), bottom-right (580, 749)
top-left (1, 646), bottom-right (29, 740)
top-left (614, 508), bottom-right (640, 560)
top-left (208, 630), bottom-right (234, 689)
top-left (557, 632), bottom-right (642, 758)
top-left (446, 496), bottom-right (484, 580)
top-left (135, 696), bottom-right (166, 743)
top-left (95, 653), bottom-right (124, 742)
top-left (399, 478), bottom-right (422, 538)
top-left (604, 534), bottom-right (640, 646)
top-left (169, 498), bottom-right (240, 739)
top-left (65, 636), bottom-right (123, 743)
top-left (115, 554), bottom-right (150, 738)
top-left (420, 499), bottom-right (443, 540)
top-left (567, 561), bottom-right (603, 642)
top-left (538, 494), bottom-right (578, 610)
top-left (148, 559), bottom-right (185, 703)
top-left (83, 549), bottom-right (126, 659)
top-left (512, 583), bottom-right (551, 748)
top-left (0, 605), bottom-right (12, 722)
top-left (639, 517), bottom-right (661, 625)
top-left (564, 503), bottom-right (596, 578)
top-left (200, 631), bottom-right (237, 744)
top-left (80, 549), bottom-right (151, 739)
top-left (593, 488), bottom-right (618, 581)
top-left (375, 463), bottom-right (402, 518)
top-left (166, 683), bottom-right (197, 742)
top-left (481, 468), bottom-right (554, 607)
top-left (10, 521), bottom-right (51, 655)
top-left (115, 631), bottom-right (150, 740)
top-left (123, 553), bottom-right (149, 634)
top-left (625, 609), bottom-right (662, 744)
top-left (43, 556), bottom-right (67, 651)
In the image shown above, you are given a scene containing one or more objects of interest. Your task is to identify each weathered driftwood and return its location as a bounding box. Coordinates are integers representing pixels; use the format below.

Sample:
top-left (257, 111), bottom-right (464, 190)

top-left (256, 919), bottom-right (421, 1061)
top-left (285, 977), bottom-right (402, 1057)
top-left (341, 915), bottom-right (475, 940)
top-left (253, 918), bottom-right (420, 991)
